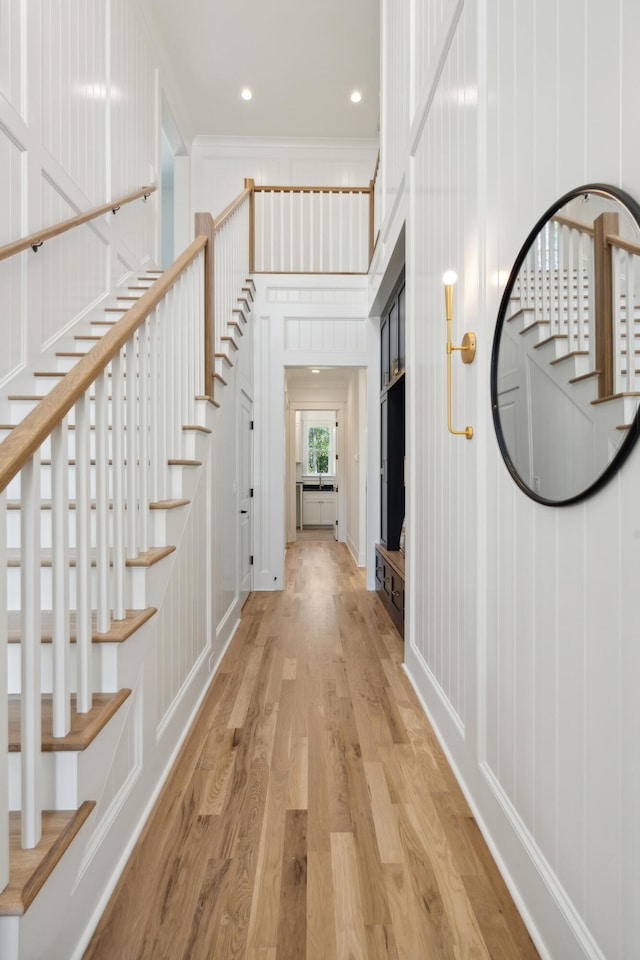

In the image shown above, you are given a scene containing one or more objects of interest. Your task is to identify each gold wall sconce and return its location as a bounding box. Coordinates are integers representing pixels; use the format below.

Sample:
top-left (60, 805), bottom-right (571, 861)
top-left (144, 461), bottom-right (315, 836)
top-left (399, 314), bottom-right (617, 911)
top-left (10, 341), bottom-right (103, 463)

top-left (443, 270), bottom-right (476, 440)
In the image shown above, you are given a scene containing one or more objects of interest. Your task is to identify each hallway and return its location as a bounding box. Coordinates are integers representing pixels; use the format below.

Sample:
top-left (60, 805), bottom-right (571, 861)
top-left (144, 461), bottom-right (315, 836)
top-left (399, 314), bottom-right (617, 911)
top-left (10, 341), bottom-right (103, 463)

top-left (83, 541), bottom-right (539, 960)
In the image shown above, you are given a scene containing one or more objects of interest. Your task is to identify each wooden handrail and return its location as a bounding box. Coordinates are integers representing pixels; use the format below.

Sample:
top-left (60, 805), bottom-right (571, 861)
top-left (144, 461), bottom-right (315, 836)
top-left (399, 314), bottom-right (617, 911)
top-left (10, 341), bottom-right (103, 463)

top-left (214, 186), bottom-right (253, 233)
top-left (252, 184), bottom-right (371, 195)
top-left (0, 185), bottom-right (157, 263)
top-left (607, 232), bottom-right (640, 258)
top-left (0, 236), bottom-right (206, 494)
top-left (552, 213), bottom-right (595, 237)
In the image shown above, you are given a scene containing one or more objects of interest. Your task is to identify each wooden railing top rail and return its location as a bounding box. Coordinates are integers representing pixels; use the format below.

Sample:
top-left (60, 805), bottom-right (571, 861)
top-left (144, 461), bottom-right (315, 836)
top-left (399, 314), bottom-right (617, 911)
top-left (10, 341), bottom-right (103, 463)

top-left (0, 235), bottom-right (206, 494)
top-left (552, 214), bottom-right (640, 257)
top-left (606, 232), bottom-right (640, 258)
top-left (552, 213), bottom-right (595, 236)
top-left (0, 184), bottom-right (157, 263)
top-left (213, 186), bottom-right (252, 233)
top-left (252, 184), bottom-right (371, 195)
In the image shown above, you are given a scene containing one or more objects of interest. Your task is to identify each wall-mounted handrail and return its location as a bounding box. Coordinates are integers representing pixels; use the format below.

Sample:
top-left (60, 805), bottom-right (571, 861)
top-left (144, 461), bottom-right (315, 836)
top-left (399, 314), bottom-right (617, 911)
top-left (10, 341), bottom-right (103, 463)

top-left (0, 184), bottom-right (157, 263)
top-left (0, 235), bottom-right (205, 494)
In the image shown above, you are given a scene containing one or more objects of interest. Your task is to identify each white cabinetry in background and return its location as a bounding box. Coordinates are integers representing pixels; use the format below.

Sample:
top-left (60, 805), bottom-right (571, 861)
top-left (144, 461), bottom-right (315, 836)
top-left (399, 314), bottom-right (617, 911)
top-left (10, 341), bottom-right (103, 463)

top-left (302, 490), bottom-right (336, 528)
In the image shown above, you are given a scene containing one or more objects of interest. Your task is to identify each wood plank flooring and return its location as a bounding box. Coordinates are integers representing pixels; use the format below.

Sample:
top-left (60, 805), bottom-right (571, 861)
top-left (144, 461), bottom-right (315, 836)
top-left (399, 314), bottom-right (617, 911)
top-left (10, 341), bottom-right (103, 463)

top-left (83, 540), bottom-right (540, 960)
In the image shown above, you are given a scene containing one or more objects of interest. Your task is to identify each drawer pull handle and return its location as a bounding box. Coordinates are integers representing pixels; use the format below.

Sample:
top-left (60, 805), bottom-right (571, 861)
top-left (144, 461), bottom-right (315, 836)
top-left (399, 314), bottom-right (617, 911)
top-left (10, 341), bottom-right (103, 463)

top-left (384, 577), bottom-right (392, 586)
top-left (392, 590), bottom-right (401, 599)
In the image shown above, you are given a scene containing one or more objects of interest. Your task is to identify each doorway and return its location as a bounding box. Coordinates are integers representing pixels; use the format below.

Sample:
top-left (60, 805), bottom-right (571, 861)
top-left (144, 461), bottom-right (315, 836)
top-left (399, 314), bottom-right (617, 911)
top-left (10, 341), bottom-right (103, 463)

top-left (285, 367), bottom-right (367, 562)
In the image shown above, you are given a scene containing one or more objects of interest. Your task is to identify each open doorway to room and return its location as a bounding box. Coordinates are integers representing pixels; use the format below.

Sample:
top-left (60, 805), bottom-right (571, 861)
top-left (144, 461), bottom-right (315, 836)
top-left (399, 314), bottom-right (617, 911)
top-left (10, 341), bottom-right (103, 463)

top-left (285, 366), bottom-right (367, 563)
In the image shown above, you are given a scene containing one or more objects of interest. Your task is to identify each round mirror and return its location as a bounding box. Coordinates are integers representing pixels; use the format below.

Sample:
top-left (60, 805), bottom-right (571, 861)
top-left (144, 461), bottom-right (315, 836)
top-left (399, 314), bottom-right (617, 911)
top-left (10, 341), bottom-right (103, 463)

top-left (491, 183), bottom-right (640, 505)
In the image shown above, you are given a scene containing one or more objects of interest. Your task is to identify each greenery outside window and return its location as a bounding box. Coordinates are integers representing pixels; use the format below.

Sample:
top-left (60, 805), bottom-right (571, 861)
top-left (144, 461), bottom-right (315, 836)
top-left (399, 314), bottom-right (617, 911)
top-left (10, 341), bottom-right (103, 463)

top-left (302, 415), bottom-right (336, 477)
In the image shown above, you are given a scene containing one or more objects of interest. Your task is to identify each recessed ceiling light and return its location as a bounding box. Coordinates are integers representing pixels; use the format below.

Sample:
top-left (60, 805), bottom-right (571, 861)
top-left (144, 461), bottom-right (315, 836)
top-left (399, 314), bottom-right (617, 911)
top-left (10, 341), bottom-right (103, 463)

top-left (311, 369), bottom-right (320, 374)
top-left (350, 91), bottom-right (362, 104)
top-left (241, 88), bottom-right (253, 101)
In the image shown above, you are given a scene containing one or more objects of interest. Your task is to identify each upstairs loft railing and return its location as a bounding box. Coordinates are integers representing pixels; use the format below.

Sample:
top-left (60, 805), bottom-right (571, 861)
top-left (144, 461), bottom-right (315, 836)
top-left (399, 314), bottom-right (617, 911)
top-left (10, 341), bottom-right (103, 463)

top-left (515, 211), bottom-right (640, 398)
top-left (246, 156), bottom-right (380, 275)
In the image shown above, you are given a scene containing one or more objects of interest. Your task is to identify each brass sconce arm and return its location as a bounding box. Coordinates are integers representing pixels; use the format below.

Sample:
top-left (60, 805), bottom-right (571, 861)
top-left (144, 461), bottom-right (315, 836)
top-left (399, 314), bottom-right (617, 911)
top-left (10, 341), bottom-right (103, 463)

top-left (443, 271), bottom-right (476, 440)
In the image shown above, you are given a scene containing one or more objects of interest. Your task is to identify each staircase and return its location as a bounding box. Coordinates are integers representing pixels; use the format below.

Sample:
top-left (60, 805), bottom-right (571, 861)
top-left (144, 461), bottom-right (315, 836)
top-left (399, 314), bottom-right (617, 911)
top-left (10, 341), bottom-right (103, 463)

top-left (0, 247), bottom-right (255, 959)
top-left (505, 264), bottom-right (640, 436)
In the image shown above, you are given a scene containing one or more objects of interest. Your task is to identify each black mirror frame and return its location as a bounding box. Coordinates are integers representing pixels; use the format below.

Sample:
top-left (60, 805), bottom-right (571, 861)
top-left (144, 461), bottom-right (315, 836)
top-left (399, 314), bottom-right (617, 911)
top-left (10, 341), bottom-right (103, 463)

top-left (490, 182), bottom-right (640, 506)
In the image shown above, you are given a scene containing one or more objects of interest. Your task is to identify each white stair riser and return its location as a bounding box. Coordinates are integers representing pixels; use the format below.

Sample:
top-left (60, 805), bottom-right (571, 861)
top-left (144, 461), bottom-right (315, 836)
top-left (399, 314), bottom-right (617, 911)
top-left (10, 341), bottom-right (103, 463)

top-left (6, 456), bottom-right (196, 500)
top-left (9, 397), bottom-right (118, 425)
top-left (7, 642), bottom-right (119, 696)
top-left (9, 752), bottom-right (79, 811)
top-left (7, 560), bottom-right (159, 611)
top-left (6, 462), bottom-right (115, 501)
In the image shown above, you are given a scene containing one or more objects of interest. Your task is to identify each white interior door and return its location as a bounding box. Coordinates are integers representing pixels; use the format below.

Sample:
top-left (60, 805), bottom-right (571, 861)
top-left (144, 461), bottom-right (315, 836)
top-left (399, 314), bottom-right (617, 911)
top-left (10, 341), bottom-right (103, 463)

top-left (239, 388), bottom-right (253, 605)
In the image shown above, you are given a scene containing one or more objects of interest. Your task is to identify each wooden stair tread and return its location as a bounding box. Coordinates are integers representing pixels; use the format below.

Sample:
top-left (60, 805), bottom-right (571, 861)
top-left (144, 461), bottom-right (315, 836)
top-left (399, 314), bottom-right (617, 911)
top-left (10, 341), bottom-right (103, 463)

top-left (7, 495), bottom-right (188, 510)
top-left (215, 352), bottom-right (233, 367)
top-left (550, 350), bottom-right (590, 365)
top-left (0, 802), bottom-right (95, 916)
top-left (212, 372), bottom-right (227, 386)
top-left (7, 545), bottom-right (176, 568)
top-left (183, 424), bottom-right (212, 434)
top-left (227, 321), bottom-right (244, 336)
top-left (569, 371), bottom-right (599, 384)
top-left (221, 336), bottom-right (239, 351)
top-left (167, 459), bottom-right (202, 467)
top-left (232, 308), bottom-right (248, 324)
top-left (126, 545), bottom-right (176, 566)
top-left (149, 498), bottom-right (189, 510)
top-left (7, 608), bottom-right (157, 644)
top-left (533, 334), bottom-right (568, 349)
top-left (8, 689), bottom-right (131, 752)
top-left (591, 391), bottom-right (640, 405)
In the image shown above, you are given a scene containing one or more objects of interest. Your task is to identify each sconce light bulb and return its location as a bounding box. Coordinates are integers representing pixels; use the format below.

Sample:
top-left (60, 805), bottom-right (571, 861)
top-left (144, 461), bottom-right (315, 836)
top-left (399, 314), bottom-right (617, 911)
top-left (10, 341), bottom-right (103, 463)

top-left (443, 270), bottom-right (457, 286)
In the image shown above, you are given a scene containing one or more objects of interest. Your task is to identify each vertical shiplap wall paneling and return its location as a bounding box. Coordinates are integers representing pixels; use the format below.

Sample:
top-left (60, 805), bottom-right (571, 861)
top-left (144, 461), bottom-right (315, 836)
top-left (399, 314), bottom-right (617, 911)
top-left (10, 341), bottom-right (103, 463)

top-left (381, 0), bottom-right (409, 217)
top-left (479, 0), bottom-right (640, 957)
top-left (400, 0), bottom-right (640, 953)
top-left (410, 0), bottom-right (476, 733)
top-left (0, 1), bottom-right (159, 389)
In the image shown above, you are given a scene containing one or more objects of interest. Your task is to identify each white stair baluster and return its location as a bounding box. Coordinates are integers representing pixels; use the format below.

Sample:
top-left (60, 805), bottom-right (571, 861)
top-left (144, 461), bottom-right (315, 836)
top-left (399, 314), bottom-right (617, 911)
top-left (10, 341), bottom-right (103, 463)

top-left (149, 308), bottom-right (160, 504)
top-left (139, 318), bottom-right (150, 553)
top-left (125, 330), bottom-right (139, 560)
top-left (112, 351), bottom-right (126, 619)
top-left (75, 391), bottom-right (92, 713)
top-left (51, 418), bottom-right (71, 737)
top-left (0, 488), bottom-right (8, 892)
top-left (95, 370), bottom-right (110, 634)
top-left (21, 454), bottom-right (41, 848)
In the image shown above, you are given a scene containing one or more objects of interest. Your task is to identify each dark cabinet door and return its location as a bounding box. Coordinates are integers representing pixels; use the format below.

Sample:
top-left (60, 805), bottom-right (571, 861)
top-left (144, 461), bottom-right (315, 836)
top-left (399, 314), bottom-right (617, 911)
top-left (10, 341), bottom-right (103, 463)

top-left (397, 283), bottom-right (405, 374)
top-left (380, 313), bottom-right (390, 390)
top-left (389, 301), bottom-right (399, 379)
top-left (380, 393), bottom-right (388, 546)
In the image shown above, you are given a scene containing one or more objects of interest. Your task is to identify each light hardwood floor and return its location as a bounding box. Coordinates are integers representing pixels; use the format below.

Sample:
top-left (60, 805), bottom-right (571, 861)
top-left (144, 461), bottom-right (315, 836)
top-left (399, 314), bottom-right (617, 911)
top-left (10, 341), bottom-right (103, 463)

top-left (83, 540), bottom-right (539, 960)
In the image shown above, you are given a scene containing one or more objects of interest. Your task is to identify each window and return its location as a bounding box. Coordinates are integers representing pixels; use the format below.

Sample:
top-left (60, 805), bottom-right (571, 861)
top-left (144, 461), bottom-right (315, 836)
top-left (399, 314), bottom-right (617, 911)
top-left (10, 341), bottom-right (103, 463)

top-left (302, 413), bottom-right (336, 476)
top-left (307, 426), bottom-right (330, 474)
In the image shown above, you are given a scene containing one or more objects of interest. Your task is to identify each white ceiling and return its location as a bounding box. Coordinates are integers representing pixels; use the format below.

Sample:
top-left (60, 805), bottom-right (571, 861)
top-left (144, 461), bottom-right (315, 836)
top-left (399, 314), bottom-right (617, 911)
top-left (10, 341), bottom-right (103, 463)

top-left (144, 0), bottom-right (380, 141)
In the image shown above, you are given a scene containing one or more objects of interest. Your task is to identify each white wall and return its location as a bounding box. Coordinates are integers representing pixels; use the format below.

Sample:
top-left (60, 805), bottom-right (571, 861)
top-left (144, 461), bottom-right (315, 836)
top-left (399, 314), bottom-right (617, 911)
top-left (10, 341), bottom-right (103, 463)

top-left (191, 136), bottom-right (378, 220)
top-left (0, 0), bottom-right (180, 401)
top-left (378, 1), bottom-right (640, 959)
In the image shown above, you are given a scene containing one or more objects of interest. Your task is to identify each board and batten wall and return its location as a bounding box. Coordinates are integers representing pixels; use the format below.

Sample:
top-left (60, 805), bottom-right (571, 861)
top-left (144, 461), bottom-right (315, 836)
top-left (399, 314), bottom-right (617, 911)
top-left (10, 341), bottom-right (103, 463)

top-left (380, 1), bottom-right (640, 959)
top-left (0, 0), bottom-right (162, 401)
